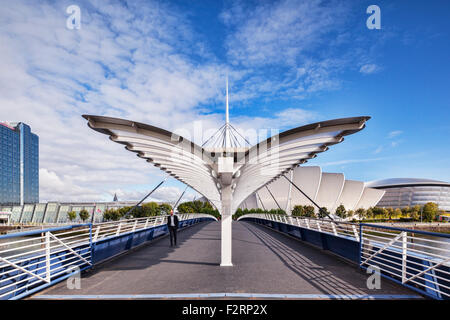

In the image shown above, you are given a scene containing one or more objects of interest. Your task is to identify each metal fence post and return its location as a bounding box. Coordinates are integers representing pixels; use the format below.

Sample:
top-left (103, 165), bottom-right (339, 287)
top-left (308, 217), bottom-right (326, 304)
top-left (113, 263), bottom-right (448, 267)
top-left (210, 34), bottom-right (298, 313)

top-left (116, 222), bottom-right (122, 236)
top-left (89, 223), bottom-right (93, 264)
top-left (93, 226), bottom-right (100, 242)
top-left (402, 231), bottom-right (407, 283)
top-left (352, 224), bottom-right (359, 241)
top-left (45, 231), bottom-right (51, 282)
top-left (331, 222), bottom-right (337, 236)
top-left (358, 224), bottom-right (363, 268)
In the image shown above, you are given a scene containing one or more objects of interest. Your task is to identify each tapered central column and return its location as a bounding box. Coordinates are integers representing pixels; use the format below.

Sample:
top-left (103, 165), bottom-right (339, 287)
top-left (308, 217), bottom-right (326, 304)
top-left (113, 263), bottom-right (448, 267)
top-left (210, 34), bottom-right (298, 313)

top-left (218, 156), bottom-right (234, 266)
top-left (220, 184), bottom-right (233, 266)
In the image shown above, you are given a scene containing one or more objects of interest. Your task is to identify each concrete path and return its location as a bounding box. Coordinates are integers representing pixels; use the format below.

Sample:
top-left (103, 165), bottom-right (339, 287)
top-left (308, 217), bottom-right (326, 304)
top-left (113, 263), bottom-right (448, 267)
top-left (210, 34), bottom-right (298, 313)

top-left (31, 221), bottom-right (421, 299)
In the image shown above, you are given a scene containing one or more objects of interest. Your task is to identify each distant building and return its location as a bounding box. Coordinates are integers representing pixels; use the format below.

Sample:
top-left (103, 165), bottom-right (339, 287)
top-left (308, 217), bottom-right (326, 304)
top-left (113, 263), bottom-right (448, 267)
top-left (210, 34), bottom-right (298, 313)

top-left (0, 122), bottom-right (39, 206)
top-left (0, 201), bottom-right (154, 224)
top-left (239, 166), bottom-right (385, 216)
top-left (366, 178), bottom-right (450, 211)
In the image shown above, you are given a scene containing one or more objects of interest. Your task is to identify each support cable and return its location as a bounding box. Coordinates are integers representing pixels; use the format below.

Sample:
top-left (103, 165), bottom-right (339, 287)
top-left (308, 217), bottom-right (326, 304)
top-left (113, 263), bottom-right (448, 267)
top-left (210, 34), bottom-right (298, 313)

top-left (265, 185), bottom-right (283, 211)
top-left (173, 185), bottom-right (189, 211)
top-left (282, 174), bottom-right (335, 221)
top-left (123, 176), bottom-right (169, 218)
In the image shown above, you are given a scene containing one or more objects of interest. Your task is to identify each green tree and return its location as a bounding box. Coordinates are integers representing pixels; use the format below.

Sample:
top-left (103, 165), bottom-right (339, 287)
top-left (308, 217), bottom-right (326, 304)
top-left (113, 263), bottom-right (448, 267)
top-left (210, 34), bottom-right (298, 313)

top-left (347, 210), bottom-right (355, 219)
top-left (142, 202), bottom-right (159, 216)
top-left (386, 207), bottom-right (394, 219)
top-left (422, 202), bottom-right (439, 222)
top-left (317, 207), bottom-right (329, 219)
top-left (159, 203), bottom-right (172, 215)
top-left (335, 205), bottom-right (347, 219)
top-left (303, 205), bottom-right (316, 218)
top-left (410, 205), bottom-right (421, 220)
top-left (401, 206), bottom-right (410, 218)
top-left (393, 208), bottom-right (402, 219)
top-left (178, 202), bottom-right (195, 213)
top-left (67, 211), bottom-right (77, 222)
top-left (366, 208), bottom-right (374, 219)
top-left (355, 208), bottom-right (366, 220)
top-left (291, 205), bottom-right (304, 217)
top-left (103, 208), bottom-right (121, 221)
top-left (79, 209), bottom-right (90, 222)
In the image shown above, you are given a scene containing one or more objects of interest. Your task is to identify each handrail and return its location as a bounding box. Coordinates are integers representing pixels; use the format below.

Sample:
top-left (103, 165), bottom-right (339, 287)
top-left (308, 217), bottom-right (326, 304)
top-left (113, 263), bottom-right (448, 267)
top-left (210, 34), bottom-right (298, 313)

top-left (0, 214), bottom-right (216, 300)
top-left (238, 213), bottom-right (450, 300)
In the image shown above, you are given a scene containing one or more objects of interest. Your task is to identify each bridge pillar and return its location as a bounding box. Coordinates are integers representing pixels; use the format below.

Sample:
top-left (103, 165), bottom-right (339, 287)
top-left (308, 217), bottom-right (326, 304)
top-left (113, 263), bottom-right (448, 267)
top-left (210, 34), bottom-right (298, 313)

top-left (220, 184), bottom-right (233, 266)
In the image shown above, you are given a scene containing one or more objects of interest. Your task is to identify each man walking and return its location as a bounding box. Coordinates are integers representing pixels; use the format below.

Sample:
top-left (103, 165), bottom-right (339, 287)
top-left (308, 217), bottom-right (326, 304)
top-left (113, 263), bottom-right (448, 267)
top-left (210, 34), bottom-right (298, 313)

top-left (167, 209), bottom-right (179, 247)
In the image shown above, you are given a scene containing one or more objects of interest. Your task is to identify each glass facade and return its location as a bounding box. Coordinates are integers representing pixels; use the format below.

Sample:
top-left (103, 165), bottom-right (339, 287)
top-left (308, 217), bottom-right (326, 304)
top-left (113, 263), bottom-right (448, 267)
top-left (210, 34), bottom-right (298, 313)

top-left (377, 186), bottom-right (450, 211)
top-left (1, 201), bottom-right (137, 224)
top-left (0, 122), bottom-right (39, 205)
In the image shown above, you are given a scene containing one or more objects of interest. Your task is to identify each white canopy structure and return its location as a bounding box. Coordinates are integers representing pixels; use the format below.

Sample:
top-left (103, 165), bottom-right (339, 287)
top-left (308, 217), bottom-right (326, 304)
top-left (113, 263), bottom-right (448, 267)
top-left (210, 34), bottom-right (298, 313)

top-left (240, 166), bottom-right (385, 216)
top-left (82, 84), bottom-right (370, 266)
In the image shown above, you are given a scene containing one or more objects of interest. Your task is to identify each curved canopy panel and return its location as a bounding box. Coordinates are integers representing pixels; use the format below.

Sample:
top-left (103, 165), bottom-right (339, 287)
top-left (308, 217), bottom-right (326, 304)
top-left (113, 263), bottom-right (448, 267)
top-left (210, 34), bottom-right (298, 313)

top-left (232, 117), bottom-right (370, 211)
top-left (82, 115), bottom-right (222, 209)
top-left (83, 115), bottom-right (370, 214)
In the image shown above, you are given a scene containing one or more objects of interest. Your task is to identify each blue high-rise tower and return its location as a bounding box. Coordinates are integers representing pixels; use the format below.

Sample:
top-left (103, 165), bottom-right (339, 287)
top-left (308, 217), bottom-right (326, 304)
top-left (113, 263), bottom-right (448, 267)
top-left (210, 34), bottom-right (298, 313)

top-left (0, 122), bottom-right (39, 205)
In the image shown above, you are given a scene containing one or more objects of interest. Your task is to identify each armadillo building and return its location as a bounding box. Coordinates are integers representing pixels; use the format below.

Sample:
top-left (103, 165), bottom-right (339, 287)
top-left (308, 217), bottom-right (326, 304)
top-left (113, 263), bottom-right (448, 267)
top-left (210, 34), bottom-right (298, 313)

top-left (239, 166), bottom-right (385, 215)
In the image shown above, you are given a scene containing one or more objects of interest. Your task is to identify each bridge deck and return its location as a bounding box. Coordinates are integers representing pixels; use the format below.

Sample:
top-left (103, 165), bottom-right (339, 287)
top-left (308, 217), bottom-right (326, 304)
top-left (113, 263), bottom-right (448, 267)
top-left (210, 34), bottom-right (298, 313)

top-left (31, 221), bottom-right (421, 299)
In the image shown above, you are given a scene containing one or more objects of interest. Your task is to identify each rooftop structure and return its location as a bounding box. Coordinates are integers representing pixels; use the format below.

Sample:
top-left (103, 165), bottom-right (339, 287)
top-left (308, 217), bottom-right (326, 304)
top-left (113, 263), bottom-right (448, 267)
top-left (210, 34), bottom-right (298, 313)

top-left (82, 80), bottom-right (370, 266)
top-left (366, 178), bottom-right (450, 211)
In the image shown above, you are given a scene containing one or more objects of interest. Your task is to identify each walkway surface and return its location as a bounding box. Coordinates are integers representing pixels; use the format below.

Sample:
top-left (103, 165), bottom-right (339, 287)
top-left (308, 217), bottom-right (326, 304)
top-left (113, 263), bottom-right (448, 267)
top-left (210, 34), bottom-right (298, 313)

top-left (31, 221), bottom-right (421, 299)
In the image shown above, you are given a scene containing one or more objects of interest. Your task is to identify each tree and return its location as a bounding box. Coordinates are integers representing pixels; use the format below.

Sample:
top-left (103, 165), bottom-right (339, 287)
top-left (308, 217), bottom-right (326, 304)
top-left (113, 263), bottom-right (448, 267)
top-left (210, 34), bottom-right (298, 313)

top-left (291, 205), bottom-right (304, 217)
top-left (67, 211), bottom-right (77, 222)
top-left (347, 210), bottom-right (355, 219)
top-left (79, 209), bottom-right (90, 222)
top-left (410, 205), bottom-right (421, 220)
top-left (386, 207), bottom-right (394, 219)
top-left (177, 202), bottom-right (195, 213)
top-left (393, 208), bottom-right (402, 219)
top-left (142, 202), bottom-right (159, 216)
top-left (366, 208), bottom-right (374, 219)
top-left (355, 208), bottom-right (366, 220)
top-left (316, 207), bottom-right (328, 219)
top-left (303, 205), bottom-right (316, 218)
top-left (335, 205), bottom-right (347, 219)
top-left (159, 203), bottom-right (172, 215)
top-left (422, 202), bottom-right (438, 222)
top-left (103, 208), bottom-right (121, 221)
top-left (401, 206), bottom-right (410, 218)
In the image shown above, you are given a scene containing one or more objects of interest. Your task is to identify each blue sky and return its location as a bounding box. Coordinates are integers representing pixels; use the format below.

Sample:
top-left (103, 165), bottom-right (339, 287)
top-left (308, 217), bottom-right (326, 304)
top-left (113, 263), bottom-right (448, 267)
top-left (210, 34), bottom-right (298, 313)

top-left (0, 0), bottom-right (449, 203)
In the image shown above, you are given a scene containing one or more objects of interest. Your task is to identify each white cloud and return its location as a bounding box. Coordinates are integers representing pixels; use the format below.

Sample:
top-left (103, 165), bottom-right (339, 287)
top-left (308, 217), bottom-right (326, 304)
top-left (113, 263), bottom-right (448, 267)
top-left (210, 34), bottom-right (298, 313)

top-left (374, 146), bottom-right (383, 154)
top-left (388, 130), bottom-right (403, 138)
top-left (359, 64), bottom-right (380, 75)
top-left (1, 0), bottom-right (322, 204)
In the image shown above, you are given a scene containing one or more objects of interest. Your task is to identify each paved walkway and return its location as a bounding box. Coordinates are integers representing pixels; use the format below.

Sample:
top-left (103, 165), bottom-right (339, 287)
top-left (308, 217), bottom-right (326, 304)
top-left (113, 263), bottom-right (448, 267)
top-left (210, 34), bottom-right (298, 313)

top-left (31, 221), bottom-right (421, 299)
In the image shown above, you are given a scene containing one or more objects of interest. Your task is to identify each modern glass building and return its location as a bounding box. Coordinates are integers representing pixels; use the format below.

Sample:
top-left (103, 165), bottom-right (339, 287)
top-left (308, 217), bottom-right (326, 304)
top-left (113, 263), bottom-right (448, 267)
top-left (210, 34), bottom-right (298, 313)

top-left (0, 122), bottom-right (39, 205)
top-left (0, 201), bottom-right (149, 224)
top-left (366, 178), bottom-right (450, 212)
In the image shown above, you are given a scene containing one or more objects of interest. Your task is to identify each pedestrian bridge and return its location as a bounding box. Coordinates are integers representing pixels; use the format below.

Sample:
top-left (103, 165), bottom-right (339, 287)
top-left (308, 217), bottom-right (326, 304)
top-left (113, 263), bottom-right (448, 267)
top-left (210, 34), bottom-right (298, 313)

top-left (0, 214), bottom-right (448, 300)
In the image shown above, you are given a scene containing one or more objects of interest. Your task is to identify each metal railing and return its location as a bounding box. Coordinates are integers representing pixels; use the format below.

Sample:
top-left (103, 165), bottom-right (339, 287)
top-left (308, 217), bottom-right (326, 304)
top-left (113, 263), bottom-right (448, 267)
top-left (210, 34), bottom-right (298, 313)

top-left (238, 214), bottom-right (450, 299)
top-left (0, 214), bottom-right (216, 300)
top-left (238, 214), bottom-right (360, 240)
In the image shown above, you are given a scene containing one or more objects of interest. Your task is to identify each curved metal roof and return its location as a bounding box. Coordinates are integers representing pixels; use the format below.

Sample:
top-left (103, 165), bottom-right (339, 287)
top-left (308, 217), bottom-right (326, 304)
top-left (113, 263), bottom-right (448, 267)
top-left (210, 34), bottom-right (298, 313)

top-left (83, 114), bottom-right (370, 212)
top-left (366, 178), bottom-right (450, 188)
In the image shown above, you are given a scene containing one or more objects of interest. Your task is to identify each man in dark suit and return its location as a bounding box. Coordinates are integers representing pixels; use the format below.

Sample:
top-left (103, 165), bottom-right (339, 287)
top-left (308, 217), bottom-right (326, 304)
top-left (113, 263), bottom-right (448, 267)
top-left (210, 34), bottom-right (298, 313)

top-left (167, 209), bottom-right (179, 247)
